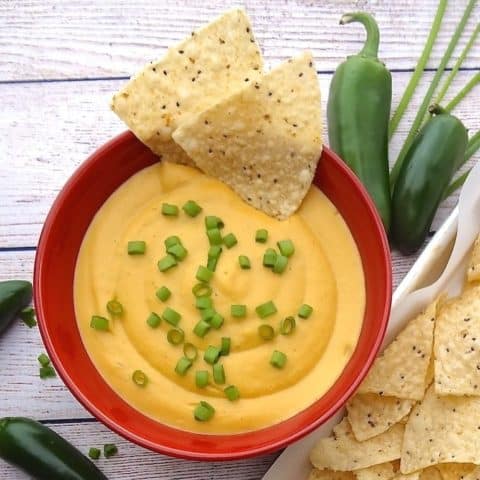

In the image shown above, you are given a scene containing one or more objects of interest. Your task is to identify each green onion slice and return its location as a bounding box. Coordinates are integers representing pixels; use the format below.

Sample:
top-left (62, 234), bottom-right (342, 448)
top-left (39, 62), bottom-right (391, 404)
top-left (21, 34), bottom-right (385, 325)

top-left (204, 345), bottom-right (221, 365)
top-left (175, 357), bottom-right (193, 376)
top-left (263, 248), bottom-right (277, 268)
top-left (196, 296), bottom-right (212, 310)
top-left (193, 320), bottom-right (211, 338)
top-left (90, 315), bottom-right (109, 331)
top-left (223, 233), bottom-right (238, 249)
top-left (182, 200), bottom-right (202, 217)
top-left (238, 255), bottom-right (251, 269)
top-left (279, 316), bottom-right (296, 335)
top-left (194, 401), bottom-right (215, 421)
top-left (270, 350), bottom-right (287, 369)
top-left (164, 235), bottom-right (181, 249)
top-left (103, 444), bottom-right (118, 458)
top-left (298, 304), bottom-right (313, 319)
top-left (156, 286), bottom-right (171, 302)
top-left (106, 299), bottom-right (123, 316)
top-left (258, 324), bottom-right (275, 341)
top-left (146, 312), bottom-right (161, 328)
top-left (255, 301), bottom-right (277, 319)
top-left (37, 353), bottom-right (50, 367)
top-left (210, 313), bottom-right (224, 329)
top-left (213, 363), bottom-right (226, 384)
top-left (201, 308), bottom-right (216, 322)
top-left (207, 257), bottom-right (219, 272)
top-left (231, 304), bottom-right (246, 318)
top-left (277, 239), bottom-right (295, 257)
top-left (157, 254), bottom-right (177, 272)
top-left (192, 282), bottom-right (212, 298)
top-left (224, 385), bottom-right (240, 401)
top-left (196, 265), bottom-right (213, 283)
top-left (167, 243), bottom-right (188, 260)
top-left (39, 365), bottom-right (56, 379)
top-left (167, 328), bottom-right (184, 345)
top-left (220, 337), bottom-right (231, 356)
top-left (208, 245), bottom-right (222, 258)
top-left (205, 216), bottom-right (224, 229)
top-left (255, 229), bottom-right (268, 243)
top-left (273, 255), bottom-right (288, 274)
top-left (206, 228), bottom-right (222, 246)
top-left (183, 342), bottom-right (198, 361)
top-left (161, 203), bottom-right (179, 216)
top-left (162, 307), bottom-right (181, 326)
top-left (19, 307), bottom-right (37, 328)
top-left (195, 370), bottom-right (209, 388)
top-left (88, 447), bottom-right (101, 460)
top-left (132, 369), bottom-right (148, 387)
top-left (127, 240), bottom-right (146, 255)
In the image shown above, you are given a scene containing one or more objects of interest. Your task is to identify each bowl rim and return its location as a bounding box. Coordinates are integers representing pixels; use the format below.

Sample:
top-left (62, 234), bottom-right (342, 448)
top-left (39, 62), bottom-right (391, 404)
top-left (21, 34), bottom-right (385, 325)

top-left (34, 131), bottom-right (392, 460)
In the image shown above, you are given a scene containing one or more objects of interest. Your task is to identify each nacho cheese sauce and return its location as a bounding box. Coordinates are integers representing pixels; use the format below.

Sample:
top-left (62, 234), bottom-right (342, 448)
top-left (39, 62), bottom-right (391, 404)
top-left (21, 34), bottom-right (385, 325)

top-left (74, 162), bottom-right (365, 434)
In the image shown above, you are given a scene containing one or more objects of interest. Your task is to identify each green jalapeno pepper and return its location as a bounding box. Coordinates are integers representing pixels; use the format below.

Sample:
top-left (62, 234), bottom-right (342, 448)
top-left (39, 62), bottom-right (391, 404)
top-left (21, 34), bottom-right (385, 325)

top-left (327, 12), bottom-right (392, 232)
top-left (0, 417), bottom-right (107, 480)
top-left (0, 280), bottom-right (32, 335)
top-left (391, 105), bottom-right (468, 254)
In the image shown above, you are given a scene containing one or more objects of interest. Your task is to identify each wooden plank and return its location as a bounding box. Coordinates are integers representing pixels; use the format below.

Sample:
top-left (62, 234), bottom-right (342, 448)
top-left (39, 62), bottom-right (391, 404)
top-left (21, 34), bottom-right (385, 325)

top-left (0, 420), bottom-right (278, 479)
top-left (0, 0), bottom-right (479, 81)
top-left (0, 69), bottom-right (477, 248)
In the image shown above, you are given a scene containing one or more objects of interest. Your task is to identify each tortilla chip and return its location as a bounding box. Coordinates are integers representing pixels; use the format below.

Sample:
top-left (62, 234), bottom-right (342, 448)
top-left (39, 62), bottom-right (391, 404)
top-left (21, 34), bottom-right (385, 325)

top-left (467, 236), bottom-right (480, 283)
top-left (434, 284), bottom-right (480, 396)
top-left (310, 418), bottom-right (404, 472)
top-left (355, 462), bottom-right (397, 480)
top-left (173, 52), bottom-right (323, 219)
top-left (358, 300), bottom-right (438, 400)
top-left (111, 9), bottom-right (263, 163)
top-left (347, 394), bottom-right (415, 441)
top-left (309, 469), bottom-right (355, 480)
top-left (420, 467), bottom-right (443, 480)
top-left (400, 386), bottom-right (480, 473)
top-left (436, 464), bottom-right (477, 480)
top-left (464, 467), bottom-right (480, 480)
top-left (395, 474), bottom-right (420, 480)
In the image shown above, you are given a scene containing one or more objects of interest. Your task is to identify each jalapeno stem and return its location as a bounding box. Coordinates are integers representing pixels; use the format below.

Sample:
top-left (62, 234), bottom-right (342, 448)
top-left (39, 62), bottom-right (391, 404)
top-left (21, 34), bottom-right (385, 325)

top-left (390, 0), bottom-right (476, 189)
top-left (340, 12), bottom-right (379, 58)
top-left (445, 73), bottom-right (480, 113)
top-left (389, 0), bottom-right (447, 139)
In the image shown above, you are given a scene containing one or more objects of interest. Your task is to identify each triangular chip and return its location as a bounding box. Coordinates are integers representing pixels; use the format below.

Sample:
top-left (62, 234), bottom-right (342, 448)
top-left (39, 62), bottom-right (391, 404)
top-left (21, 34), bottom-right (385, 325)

top-left (400, 386), bottom-right (480, 473)
top-left (309, 469), bottom-right (354, 480)
top-left (467, 235), bottom-right (480, 282)
top-left (310, 418), bottom-right (404, 472)
top-left (111, 9), bottom-right (263, 163)
top-left (358, 300), bottom-right (438, 400)
top-left (434, 284), bottom-right (480, 396)
top-left (355, 462), bottom-right (397, 480)
top-left (173, 52), bottom-right (323, 219)
top-left (436, 464), bottom-right (477, 480)
top-left (347, 393), bottom-right (415, 441)
top-left (464, 467), bottom-right (480, 480)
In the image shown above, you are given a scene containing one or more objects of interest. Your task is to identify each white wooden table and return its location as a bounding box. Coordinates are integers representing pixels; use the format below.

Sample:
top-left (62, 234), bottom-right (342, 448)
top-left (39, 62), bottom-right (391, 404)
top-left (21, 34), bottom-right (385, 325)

top-left (0, 1), bottom-right (478, 478)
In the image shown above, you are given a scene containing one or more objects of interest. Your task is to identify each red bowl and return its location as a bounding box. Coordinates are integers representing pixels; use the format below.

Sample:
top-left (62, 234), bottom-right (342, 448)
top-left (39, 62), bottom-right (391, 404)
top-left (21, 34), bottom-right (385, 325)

top-left (34, 132), bottom-right (391, 460)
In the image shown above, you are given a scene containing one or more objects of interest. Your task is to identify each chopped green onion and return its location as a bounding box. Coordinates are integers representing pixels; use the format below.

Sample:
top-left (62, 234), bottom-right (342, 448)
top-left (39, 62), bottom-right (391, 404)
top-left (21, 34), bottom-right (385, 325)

top-left (208, 245), bottom-right (223, 258)
top-left (193, 320), bottom-right (211, 338)
top-left (213, 363), bottom-right (226, 384)
top-left (196, 265), bottom-right (213, 283)
top-left (255, 229), bottom-right (268, 243)
top-left (103, 444), bottom-right (118, 458)
top-left (195, 370), bottom-right (209, 388)
top-left (223, 233), bottom-right (238, 249)
top-left (175, 357), bottom-right (193, 376)
top-left (207, 228), bottom-right (222, 246)
top-left (273, 255), bottom-right (288, 274)
top-left (220, 337), bottom-right (231, 356)
top-left (167, 328), bottom-right (184, 345)
top-left (204, 345), bottom-right (221, 365)
top-left (37, 353), bottom-right (50, 367)
top-left (161, 203), bottom-right (179, 216)
top-left (182, 200), bottom-right (202, 217)
top-left (196, 296), bottom-right (212, 310)
top-left (183, 342), bottom-right (198, 360)
top-left (194, 401), bottom-right (215, 421)
top-left (156, 286), bottom-right (171, 302)
top-left (19, 307), bottom-right (36, 328)
top-left (224, 385), bottom-right (240, 401)
top-left (201, 308), bottom-right (216, 322)
top-left (157, 254), bottom-right (177, 272)
top-left (298, 304), bottom-right (313, 319)
top-left (279, 316), bottom-right (296, 335)
top-left (88, 447), bottom-right (101, 460)
top-left (277, 239), bottom-right (295, 257)
top-left (231, 304), bottom-right (246, 318)
top-left (238, 255), bottom-right (251, 269)
top-left (127, 240), bottom-right (146, 255)
top-left (270, 350), bottom-right (287, 369)
top-left (132, 369), bottom-right (148, 387)
top-left (106, 300), bottom-right (123, 316)
top-left (90, 315), bottom-right (109, 331)
top-left (167, 243), bottom-right (188, 260)
top-left (255, 301), bottom-right (277, 319)
top-left (258, 324), bottom-right (275, 341)
top-left (162, 307), bottom-right (181, 326)
top-left (146, 312), bottom-right (161, 328)
top-left (164, 235), bottom-right (181, 249)
top-left (210, 313), bottom-right (224, 329)
top-left (205, 216), bottom-right (224, 229)
top-left (39, 365), bottom-right (56, 379)
top-left (192, 282), bottom-right (212, 298)
top-left (263, 248), bottom-right (277, 268)
top-left (207, 257), bottom-right (219, 272)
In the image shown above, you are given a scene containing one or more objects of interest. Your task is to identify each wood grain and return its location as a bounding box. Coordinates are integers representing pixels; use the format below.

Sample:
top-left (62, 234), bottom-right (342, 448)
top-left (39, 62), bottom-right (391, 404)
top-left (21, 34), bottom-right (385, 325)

top-left (0, 0), bottom-right (479, 81)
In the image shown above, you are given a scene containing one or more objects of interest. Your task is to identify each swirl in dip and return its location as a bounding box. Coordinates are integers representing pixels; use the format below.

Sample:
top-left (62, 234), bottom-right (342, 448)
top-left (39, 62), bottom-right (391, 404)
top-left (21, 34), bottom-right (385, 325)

top-left (74, 161), bottom-right (365, 433)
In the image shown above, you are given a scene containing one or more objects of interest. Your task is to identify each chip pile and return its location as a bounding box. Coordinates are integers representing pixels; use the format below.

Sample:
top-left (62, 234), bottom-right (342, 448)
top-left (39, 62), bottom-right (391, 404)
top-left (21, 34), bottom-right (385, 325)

top-left (111, 9), bottom-right (323, 220)
top-left (309, 237), bottom-right (480, 480)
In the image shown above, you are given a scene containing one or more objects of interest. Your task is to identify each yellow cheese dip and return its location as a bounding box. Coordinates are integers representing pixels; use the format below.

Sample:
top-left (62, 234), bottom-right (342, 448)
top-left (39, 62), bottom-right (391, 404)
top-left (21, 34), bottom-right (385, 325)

top-left (74, 162), bottom-right (365, 434)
